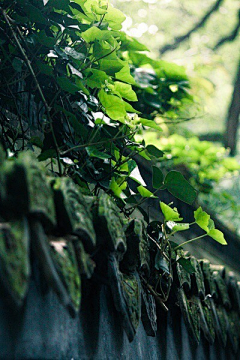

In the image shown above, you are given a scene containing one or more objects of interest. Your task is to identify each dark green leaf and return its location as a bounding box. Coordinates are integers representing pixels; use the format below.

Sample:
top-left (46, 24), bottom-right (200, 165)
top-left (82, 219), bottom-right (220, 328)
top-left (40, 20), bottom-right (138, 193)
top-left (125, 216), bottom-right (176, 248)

top-left (38, 149), bottom-right (56, 161)
top-left (152, 166), bottom-right (164, 189)
top-left (146, 145), bottom-right (164, 159)
top-left (164, 171), bottom-right (197, 204)
top-left (177, 258), bottom-right (195, 274)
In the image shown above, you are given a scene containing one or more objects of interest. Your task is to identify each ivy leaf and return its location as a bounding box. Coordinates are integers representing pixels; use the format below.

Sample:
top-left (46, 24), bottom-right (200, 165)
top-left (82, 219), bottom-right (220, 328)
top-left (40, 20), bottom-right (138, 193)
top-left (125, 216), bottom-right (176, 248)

top-left (57, 77), bottom-right (80, 94)
top-left (208, 229), bottom-right (227, 245)
top-left (115, 64), bottom-right (136, 85)
top-left (85, 69), bottom-right (109, 88)
top-left (110, 178), bottom-right (126, 199)
top-left (36, 60), bottom-right (53, 76)
top-left (164, 171), bottom-right (197, 204)
top-left (81, 27), bottom-right (102, 42)
top-left (29, 136), bottom-right (43, 149)
top-left (98, 89), bottom-right (126, 121)
top-left (166, 221), bottom-right (189, 232)
top-left (64, 47), bottom-right (85, 60)
top-left (119, 33), bottom-right (149, 52)
top-left (36, 31), bottom-right (56, 48)
top-left (104, 7), bottom-right (126, 30)
top-left (111, 82), bottom-right (137, 102)
top-left (25, 4), bottom-right (48, 25)
top-left (160, 202), bottom-right (183, 222)
top-left (152, 166), bottom-right (163, 189)
top-left (99, 59), bottom-right (124, 76)
top-left (86, 146), bottom-right (111, 160)
top-left (12, 58), bottom-right (24, 72)
top-left (38, 149), bottom-right (56, 161)
top-left (47, 0), bottom-right (70, 12)
top-left (146, 144), bottom-right (164, 159)
top-left (155, 251), bottom-right (169, 273)
top-left (140, 118), bottom-right (162, 132)
top-left (137, 185), bottom-right (157, 198)
top-left (177, 258), bottom-right (195, 274)
top-left (208, 219), bottom-right (215, 230)
top-left (194, 207), bottom-right (210, 232)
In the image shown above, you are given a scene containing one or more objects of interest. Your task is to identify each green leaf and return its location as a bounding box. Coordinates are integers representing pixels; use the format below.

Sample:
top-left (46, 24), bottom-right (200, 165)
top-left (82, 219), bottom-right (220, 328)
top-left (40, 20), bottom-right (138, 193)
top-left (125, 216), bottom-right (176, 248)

top-left (160, 202), bottom-right (183, 222)
top-left (29, 136), bottom-right (43, 149)
top-left (111, 82), bottom-right (137, 101)
top-left (99, 59), bottom-right (124, 76)
top-left (104, 7), bottom-right (126, 30)
top-left (86, 146), bottom-right (111, 160)
top-left (47, 0), bottom-right (70, 11)
top-left (194, 207), bottom-right (210, 232)
top-left (164, 171), bottom-right (197, 204)
top-left (140, 118), bottom-right (162, 131)
top-left (177, 258), bottom-right (195, 274)
top-left (146, 145), bottom-right (164, 159)
top-left (166, 221), bottom-right (189, 232)
top-left (38, 149), bottom-right (56, 161)
top-left (119, 32), bottom-right (149, 52)
top-left (208, 219), bottom-right (215, 230)
top-left (115, 64), bottom-right (136, 85)
top-left (25, 4), bottom-right (48, 25)
top-left (152, 166), bottom-right (163, 189)
top-left (64, 47), bottom-right (85, 60)
top-left (98, 89), bottom-right (126, 121)
top-left (110, 178), bottom-right (126, 199)
top-left (137, 185), bottom-right (157, 198)
top-left (12, 57), bottom-right (24, 72)
top-left (57, 77), bottom-right (80, 94)
top-left (155, 251), bottom-right (169, 273)
top-left (85, 69), bottom-right (109, 88)
top-left (81, 27), bottom-right (102, 43)
top-left (36, 60), bottom-right (53, 76)
top-left (208, 229), bottom-right (227, 245)
top-left (36, 31), bottom-right (56, 47)
top-left (124, 101), bottom-right (140, 114)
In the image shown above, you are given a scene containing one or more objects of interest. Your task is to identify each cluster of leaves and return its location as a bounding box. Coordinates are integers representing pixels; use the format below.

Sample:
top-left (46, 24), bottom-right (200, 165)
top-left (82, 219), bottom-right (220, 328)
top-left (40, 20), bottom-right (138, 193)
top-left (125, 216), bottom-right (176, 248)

top-left (0, 0), bottom-right (196, 216)
top-left (0, 0), bottom-right (228, 256)
top-left (160, 202), bottom-right (227, 246)
top-left (125, 52), bottom-right (193, 120)
top-left (142, 133), bottom-right (240, 193)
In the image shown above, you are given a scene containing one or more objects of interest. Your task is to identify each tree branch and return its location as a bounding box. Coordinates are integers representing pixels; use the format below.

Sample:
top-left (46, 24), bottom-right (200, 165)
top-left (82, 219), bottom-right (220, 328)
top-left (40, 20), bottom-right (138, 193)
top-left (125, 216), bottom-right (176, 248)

top-left (159, 0), bottom-right (224, 54)
top-left (213, 10), bottom-right (240, 50)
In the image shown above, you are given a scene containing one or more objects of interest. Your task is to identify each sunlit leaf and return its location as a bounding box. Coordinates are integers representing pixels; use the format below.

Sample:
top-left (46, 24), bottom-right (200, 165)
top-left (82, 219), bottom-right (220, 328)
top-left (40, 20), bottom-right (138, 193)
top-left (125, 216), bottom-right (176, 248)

top-left (208, 229), bottom-right (227, 245)
top-left (140, 118), bottom-right (162, 132)
top-left (98, 89), bottom-right (126, 121)
top-left (194, 207), bottom-right (210, 232)
top-left (160, 202), bottom-right (183, 222)
top-left (137, 185), bottom-right (157, 198)
top-left (166, 221), bottom-right (189, 232)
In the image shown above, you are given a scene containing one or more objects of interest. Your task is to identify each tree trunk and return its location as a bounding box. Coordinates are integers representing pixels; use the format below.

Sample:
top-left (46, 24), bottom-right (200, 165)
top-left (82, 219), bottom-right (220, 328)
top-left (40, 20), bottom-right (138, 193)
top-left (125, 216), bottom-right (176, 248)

top-left (224, 60), bottom-right (240, 155)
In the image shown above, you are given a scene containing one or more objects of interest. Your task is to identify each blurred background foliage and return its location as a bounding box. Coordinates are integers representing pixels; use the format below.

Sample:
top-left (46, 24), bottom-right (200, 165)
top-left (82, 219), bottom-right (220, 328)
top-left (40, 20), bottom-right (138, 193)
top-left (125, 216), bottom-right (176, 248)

top-left (112, 0), bottom-right (240, 138)
top-left (112, 0), bottom-right (240, 233)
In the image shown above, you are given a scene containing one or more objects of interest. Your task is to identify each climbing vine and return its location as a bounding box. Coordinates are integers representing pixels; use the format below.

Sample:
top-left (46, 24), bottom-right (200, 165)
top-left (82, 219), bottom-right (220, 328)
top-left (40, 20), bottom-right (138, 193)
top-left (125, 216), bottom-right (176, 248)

top-left (0, 0), bottom-right (227, 254)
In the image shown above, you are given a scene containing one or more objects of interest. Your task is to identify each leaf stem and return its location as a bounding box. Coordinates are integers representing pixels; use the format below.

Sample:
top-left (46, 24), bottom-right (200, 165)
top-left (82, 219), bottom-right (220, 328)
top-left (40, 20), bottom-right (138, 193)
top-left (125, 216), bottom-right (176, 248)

top-left (174, 233), bottom-right (207, 251)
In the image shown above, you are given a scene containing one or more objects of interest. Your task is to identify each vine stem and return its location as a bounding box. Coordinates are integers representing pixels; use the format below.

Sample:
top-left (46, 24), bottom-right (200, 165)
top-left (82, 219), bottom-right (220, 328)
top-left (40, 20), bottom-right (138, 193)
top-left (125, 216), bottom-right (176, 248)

top-left (174, 233), bottom-right (207, 251)
top-left (1, 9), bottom-right (62, 175)
top-left (127, 184), bottom-right (165, 211)
top-left (60, 129), bottom-right (139, 155)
